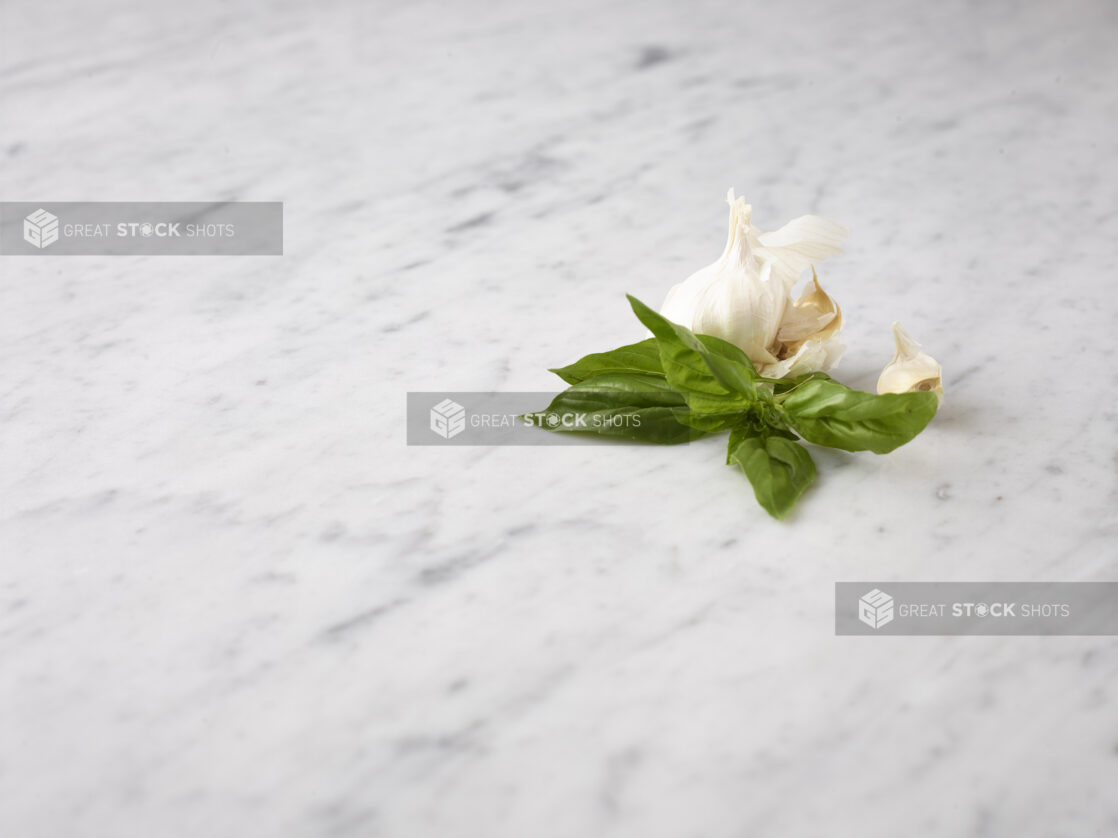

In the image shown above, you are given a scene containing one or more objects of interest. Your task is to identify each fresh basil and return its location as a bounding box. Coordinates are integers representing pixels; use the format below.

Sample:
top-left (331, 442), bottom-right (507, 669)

top-left (772, 370), bottom-right (834, 394)
top-left (534, 372), bottom-right (708, 444)
top-left (780, 378), bottom-right (938, 454)
top-left (549, 338), bottom-right (664, 385)
top-left (626, 295), bottom-right (759, 412)
top-left (533, 295), bottom-right (942, 519)
top-left (726, 425), bottom-right (817, 519)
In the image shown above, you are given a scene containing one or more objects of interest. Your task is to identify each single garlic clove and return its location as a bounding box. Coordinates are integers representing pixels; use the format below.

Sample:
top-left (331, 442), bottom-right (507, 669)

top-left (876, 322), bottom-right (944, 398)
top-left (775, 269), bottom-right (842, 346)
top-left (758, 270), bottom-right (845, 377)
top-left (759, 333), bottom-right (845, 379)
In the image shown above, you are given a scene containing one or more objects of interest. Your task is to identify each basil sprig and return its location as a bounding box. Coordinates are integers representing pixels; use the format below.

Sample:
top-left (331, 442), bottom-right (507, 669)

top-left (535, 295), bottom-right (938, 519)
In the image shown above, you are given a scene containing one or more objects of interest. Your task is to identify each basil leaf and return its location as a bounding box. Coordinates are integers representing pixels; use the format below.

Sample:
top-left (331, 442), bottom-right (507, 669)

top-left (772, 370), bottom-right (834, 394)
top-left (549, 338), bottom-right (664, 385)
top-left (626, 295), bottom-right (759, 413)
top-left (549, 334), bottom-right (760, 388)
top-left (727, 426), bottom-right (817, 519)
top-left (780, 378), bottom-right (938, 454)
top-left (693, 334), bottom-right (763, 390)
top-left (673, 409), bottom-right (748, 434)
top-left (532, 372), bottom-right (709, 444)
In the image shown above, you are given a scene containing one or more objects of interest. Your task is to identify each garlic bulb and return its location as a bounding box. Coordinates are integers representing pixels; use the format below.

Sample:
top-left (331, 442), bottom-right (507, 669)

top-left (877, 322), bottom-right (944, 398)
top-left (659, 189), bottom-right (849, 378)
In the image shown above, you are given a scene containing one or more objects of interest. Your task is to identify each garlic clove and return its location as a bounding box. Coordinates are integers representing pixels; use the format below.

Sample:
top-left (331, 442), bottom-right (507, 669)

top-left (660, 265), bottom-right (719, 332)
top-left (775, 269), bottom-right (842, 346)
top-left (763, 270), bottom-right (845, 377)
top-left (876, 322), bottom-right (944, 398)
top-left (760, 333), bottom-right (845, 379)
top-left (689, 258), bottom-right (786, 365)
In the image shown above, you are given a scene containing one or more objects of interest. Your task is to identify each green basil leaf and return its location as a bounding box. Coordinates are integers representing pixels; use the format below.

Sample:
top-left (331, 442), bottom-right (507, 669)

top-left (780, 378), bottom-right (938, 454)
top-left (692, 334), bottom-right (761, 387)
top-left (549, 338), bottom-right (664, 385)
top-left (548, 334), bottom-right (759, 389)
top-left (673, 409), bottom-right (746, 434)
top-left (626, 295), bottom-right (758, 413)
top-left (772, 370), bottom-right (834, 394)
top-left (531, 372), bottom-right (710, 444)
top-left (727, 426), bottom-right (817, 519)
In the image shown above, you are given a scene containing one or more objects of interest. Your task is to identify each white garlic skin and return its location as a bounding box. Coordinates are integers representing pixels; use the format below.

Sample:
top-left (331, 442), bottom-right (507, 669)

top-left (659, 189), bottom-right (849, 378)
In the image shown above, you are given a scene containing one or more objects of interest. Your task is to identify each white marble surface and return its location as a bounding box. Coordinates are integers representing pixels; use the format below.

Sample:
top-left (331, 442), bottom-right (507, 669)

top-left (2, 0), bottom-right (1117, 836)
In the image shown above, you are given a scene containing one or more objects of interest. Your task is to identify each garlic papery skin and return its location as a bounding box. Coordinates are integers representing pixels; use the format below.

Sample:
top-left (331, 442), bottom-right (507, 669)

top-left (660, 190), bottom-right (849, 376)
top-left (876, 322), bottom-right (944, 398)
top-left (758, 271), bottom-right (844, 378)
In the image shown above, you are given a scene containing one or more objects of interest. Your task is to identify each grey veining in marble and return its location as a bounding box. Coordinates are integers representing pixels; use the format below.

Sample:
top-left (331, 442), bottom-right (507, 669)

top-left (2, 0), bottom-right (1117, 836)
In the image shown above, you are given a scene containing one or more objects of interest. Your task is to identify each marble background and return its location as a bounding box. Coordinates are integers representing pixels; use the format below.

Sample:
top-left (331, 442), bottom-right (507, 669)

top-left (2, 0), bottom-right (1117, 836)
